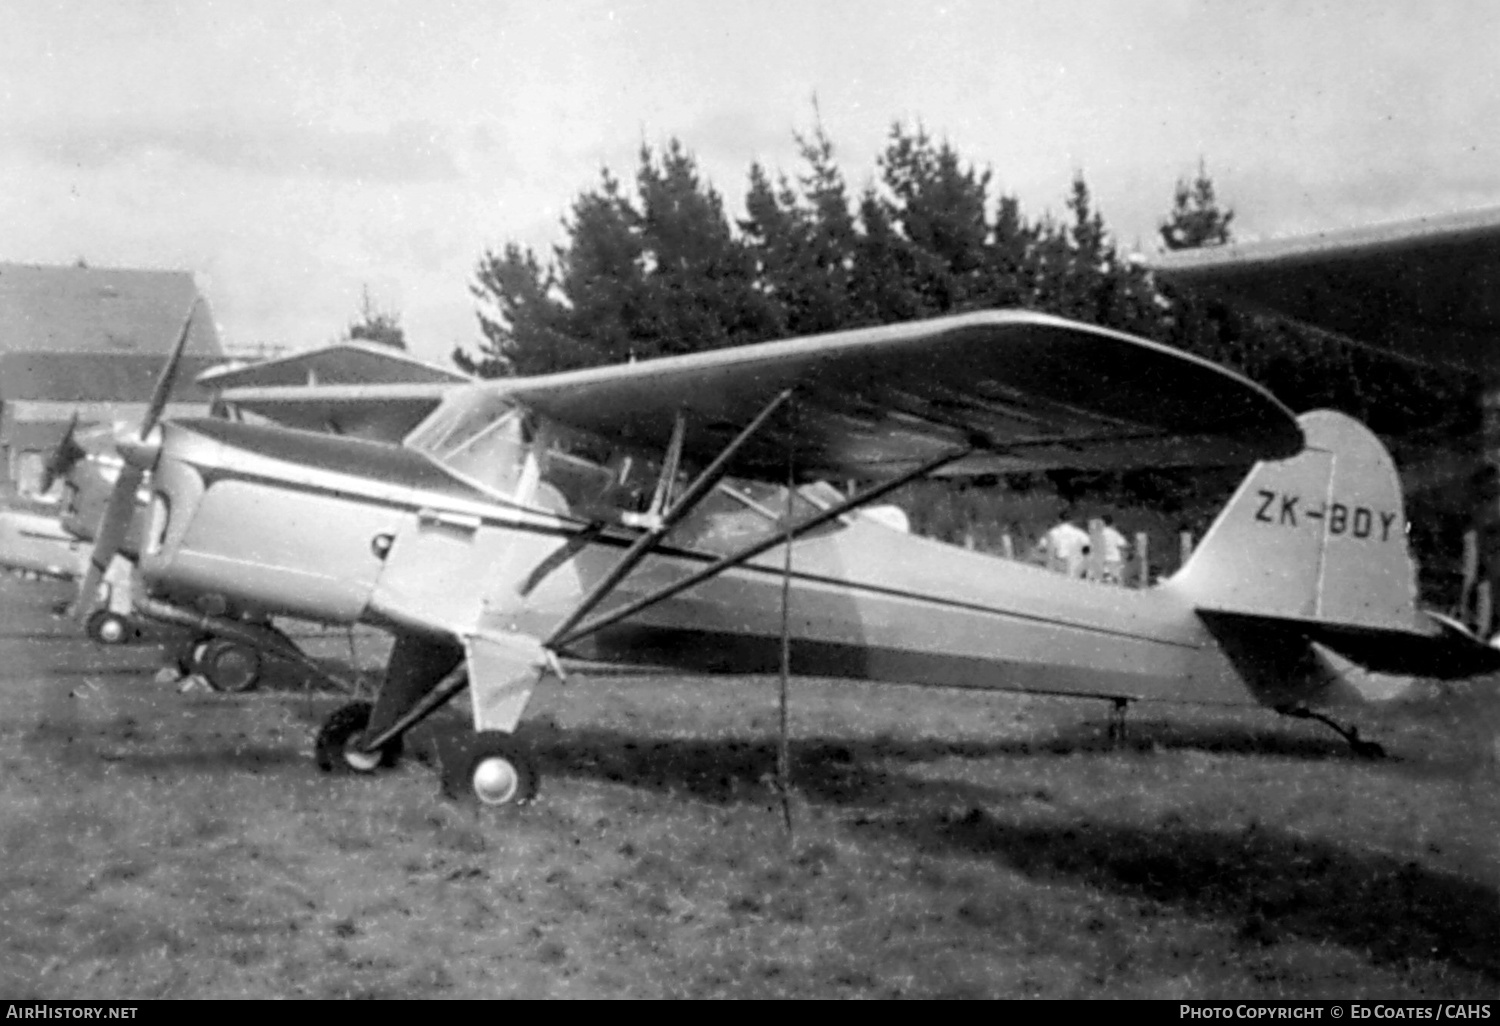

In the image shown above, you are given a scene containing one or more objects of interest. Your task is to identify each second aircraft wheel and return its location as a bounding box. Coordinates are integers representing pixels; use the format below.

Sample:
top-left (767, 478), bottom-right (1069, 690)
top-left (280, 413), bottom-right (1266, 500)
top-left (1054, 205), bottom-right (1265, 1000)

top-left (86, 610), bottom-right (131, 646)
top-left (198, 639), bottom-right (263, 693)
top-left (315, 701), bottom-right (403, 774)
top-left (442, 734), bottom-right (538, 807)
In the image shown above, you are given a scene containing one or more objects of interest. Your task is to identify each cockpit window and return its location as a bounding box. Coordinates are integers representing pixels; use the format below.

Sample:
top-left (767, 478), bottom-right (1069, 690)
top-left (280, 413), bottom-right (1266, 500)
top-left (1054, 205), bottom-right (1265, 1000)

top-left (664, 478), bottom-right (845, 554)
top-left (438, 410), bottom-right (531, 496)
top-left (407, 391), bottom-right (534, 499)
top-left (406, 390), bottom-right (516, 460)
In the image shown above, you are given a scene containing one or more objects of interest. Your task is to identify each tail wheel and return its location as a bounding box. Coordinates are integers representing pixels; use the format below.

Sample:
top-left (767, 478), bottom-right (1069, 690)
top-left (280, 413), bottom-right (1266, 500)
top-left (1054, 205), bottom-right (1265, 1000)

top-left (442, 734), bottom-right (538, 807)
top-left (85, 610), bottom-right (131, 646)
top-left (315, 701), bottom-right (403, 774)
top-left (198, 639), bottom-right (262, 693)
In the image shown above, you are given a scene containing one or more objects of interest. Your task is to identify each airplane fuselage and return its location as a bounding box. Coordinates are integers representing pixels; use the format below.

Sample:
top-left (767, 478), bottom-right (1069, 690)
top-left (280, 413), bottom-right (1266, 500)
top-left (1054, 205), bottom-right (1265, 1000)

top-left (136, 418), bottom-right (1334, 713)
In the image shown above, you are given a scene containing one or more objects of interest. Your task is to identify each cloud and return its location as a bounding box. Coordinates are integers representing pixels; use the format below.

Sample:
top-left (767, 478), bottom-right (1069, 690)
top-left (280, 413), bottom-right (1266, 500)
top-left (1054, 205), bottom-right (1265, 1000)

top-left (686, 107), bottom-right (799, 164)
top-left (5, 112), bottom-right (459, 183)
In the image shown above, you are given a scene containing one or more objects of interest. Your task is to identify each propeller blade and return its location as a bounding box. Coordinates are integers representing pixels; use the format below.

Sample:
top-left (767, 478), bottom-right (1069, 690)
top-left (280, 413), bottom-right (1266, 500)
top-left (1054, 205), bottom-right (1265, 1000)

top-left (140, 297), bottom-right (201, 437)
top-left (73, 297), bottom-right (197, 618)
top-left (40, 412), bottom-right (84, 494)
top-left (73, 464), bottom-right (144, 621)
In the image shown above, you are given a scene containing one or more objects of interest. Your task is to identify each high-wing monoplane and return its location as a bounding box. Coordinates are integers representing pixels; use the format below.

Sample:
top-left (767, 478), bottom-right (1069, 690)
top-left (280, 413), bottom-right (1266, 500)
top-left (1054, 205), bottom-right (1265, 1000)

top-left (74, 310), bottom-right (1500, 806)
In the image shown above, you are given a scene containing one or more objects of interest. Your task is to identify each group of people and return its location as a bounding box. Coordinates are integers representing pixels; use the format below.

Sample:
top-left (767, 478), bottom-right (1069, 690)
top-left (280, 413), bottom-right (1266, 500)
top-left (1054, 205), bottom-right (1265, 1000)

top-left (1038, 513), bottom-right (1130, 584)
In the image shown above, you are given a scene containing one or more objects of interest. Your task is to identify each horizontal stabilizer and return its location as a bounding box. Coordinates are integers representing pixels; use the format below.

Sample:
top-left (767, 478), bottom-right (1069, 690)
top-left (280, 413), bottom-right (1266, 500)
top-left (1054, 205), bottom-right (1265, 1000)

top-left (1202, 610), bottom-right (1500, 680)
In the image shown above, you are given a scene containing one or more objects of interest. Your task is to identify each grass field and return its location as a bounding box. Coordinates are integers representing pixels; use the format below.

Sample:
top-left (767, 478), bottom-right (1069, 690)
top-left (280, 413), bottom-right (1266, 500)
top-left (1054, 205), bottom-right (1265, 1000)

top-left (1, 574), bottom-right (1498, 999)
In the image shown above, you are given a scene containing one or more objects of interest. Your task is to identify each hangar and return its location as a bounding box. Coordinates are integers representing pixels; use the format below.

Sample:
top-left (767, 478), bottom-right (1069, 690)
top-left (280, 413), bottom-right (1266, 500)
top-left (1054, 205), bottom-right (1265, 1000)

top-left (0, 262), bottom-right (225, 495)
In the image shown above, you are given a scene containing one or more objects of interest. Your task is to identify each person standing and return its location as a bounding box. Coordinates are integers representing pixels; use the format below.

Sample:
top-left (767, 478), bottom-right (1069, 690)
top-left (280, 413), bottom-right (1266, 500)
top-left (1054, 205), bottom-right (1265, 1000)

top-left (1041, 516), bottom-right (1091, 578)
top-left (1098, 515), bottom-right (1130, 584)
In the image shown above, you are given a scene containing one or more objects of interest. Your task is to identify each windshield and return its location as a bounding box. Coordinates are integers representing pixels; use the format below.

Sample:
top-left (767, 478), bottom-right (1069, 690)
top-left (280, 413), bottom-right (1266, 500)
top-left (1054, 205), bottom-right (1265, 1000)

top-left (407, 390), bottom-right (533, 499)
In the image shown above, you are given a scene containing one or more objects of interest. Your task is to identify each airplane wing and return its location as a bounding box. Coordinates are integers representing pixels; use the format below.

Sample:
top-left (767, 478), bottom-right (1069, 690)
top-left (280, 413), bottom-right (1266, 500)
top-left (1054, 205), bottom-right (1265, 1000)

top-left (200, 343), bottom-right (471, 441)
top-left (472, 310), bottom-right (1301, 481)
top-left (1149, 206), bottom-right (1500, 377)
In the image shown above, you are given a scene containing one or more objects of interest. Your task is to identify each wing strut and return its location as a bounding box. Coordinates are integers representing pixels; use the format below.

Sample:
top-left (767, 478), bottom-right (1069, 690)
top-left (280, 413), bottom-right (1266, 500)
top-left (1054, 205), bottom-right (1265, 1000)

top-left (645, 410), bottom-right (688, 521)
top-left (542, 389), bottom-right (793, 650)
top-left (549, 444), bottom-right (974, 653)
top-left (361, 392), bottom-right (800, 760)
top-left (776, 407), bottom-right (797, 839)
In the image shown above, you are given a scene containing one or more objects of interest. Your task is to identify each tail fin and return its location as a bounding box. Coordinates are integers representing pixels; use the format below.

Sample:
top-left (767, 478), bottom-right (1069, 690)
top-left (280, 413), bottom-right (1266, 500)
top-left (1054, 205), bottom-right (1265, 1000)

top-left (1171, 410), bottom-right (1419, 632)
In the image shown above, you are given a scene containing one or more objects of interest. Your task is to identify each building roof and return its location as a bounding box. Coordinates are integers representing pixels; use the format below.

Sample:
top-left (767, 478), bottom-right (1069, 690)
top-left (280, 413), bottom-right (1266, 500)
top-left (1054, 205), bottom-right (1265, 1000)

top-left (0, 352), bottom-right (224, 402)
top-left (0, 262), bottom-right (222, 359)
top-left (198, 341), bottom-right (469, 390)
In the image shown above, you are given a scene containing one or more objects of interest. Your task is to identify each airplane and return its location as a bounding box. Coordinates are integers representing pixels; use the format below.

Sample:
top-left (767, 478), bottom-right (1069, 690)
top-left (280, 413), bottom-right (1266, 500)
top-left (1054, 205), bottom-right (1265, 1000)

top-left (0, 414), bottom-right (156, 643)
top-left (0, 333), bottom-right (473, 681)
top-left (68, 308), bottom-right (1500, 808)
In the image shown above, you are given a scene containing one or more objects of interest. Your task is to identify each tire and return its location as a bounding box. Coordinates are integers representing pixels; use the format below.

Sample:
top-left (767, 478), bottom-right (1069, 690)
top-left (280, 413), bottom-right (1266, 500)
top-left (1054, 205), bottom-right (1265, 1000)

top-left (315, 701), bottom-right (403, 774)
top-left (198, 639), bottom-right (262, 693)
top-left (86, 610), bottom-right (131, 646)
top-left (441, 734), bottom-right (538, 807)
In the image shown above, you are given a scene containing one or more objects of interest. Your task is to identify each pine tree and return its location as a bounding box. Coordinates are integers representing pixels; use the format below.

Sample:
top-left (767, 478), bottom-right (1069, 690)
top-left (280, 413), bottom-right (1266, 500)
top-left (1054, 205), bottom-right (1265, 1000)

top-left (740, 122), bottom-right (858, 335)
top-left (1159, 160), bottom-right (1234, 250)
top-left (872, 123), bottom-right (993, 314)
top-left (344, 287), bottom-right (407, 349)
top-left (631, 140), bottom-right (779, 357)
top-left (461, 140), bottom-right (776, 375)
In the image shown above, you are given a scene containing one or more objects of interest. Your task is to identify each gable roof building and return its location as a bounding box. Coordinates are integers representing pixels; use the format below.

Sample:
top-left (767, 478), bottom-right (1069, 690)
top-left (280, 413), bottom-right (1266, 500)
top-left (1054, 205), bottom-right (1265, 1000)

top-left (0, 262), bottom-right (226, 488)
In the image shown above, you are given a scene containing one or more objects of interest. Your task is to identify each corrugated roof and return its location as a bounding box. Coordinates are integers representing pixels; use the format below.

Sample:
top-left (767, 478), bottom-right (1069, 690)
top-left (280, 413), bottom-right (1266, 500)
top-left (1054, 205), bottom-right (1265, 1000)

top-left (0, 262), bottom-right (222, 358)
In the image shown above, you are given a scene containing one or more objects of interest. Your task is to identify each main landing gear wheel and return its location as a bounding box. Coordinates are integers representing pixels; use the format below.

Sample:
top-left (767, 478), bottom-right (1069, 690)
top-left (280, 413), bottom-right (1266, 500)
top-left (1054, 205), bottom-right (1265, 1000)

top-left (198, 638), bottom-right (263, 693)
top-left (442, 734), bottom-right (538, 807)
top-left (86, 609), bottom-right (131, 646)
top-left (315, 701), bottom-right (404, 774)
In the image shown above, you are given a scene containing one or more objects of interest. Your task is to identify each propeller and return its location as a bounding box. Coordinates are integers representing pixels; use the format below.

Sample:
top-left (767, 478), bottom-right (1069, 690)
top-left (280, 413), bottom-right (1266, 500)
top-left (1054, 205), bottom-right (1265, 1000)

top-left (73, 298), bottom-right (199, 619)
top-left (39, 412), bottom-right (85, 495)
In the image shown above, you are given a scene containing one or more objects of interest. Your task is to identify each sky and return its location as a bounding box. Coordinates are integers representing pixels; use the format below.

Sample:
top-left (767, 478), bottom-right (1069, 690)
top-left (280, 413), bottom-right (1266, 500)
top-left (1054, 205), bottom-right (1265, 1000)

top-left (3, 0), bottom-right (1498, 367)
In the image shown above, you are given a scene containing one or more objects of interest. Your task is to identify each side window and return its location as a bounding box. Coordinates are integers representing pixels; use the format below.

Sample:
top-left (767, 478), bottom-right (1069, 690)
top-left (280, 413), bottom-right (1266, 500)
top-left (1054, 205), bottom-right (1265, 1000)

top-left (665, 486), bottom-right (775, 554)
top-left (664, 481), bottom-right (846, 555)
top-left (538, 428), bottom-right (663, 523)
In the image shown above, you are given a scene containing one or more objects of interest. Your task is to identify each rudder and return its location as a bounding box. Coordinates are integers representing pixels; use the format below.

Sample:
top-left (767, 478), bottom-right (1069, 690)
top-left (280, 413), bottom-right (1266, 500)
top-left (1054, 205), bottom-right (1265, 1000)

top-left (1171, 410), bottom-right (1419, 632)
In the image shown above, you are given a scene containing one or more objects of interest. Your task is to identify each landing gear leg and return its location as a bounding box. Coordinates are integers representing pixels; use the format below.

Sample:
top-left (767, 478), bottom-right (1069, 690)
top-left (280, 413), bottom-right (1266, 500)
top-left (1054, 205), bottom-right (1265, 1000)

top-left (1107, 697), bottom-right (1130, 747)
top-left (1280, 706), bottom-right (1386, 759)
top-left (316, 632), bottom-right (464, 776)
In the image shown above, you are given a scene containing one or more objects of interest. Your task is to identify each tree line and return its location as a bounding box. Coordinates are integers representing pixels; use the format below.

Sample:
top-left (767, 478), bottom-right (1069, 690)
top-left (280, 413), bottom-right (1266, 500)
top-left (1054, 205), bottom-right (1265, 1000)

top-left (458, 123), bottom-right (1469, 437)
top-left (450, 122), bottom-right (1476, 576)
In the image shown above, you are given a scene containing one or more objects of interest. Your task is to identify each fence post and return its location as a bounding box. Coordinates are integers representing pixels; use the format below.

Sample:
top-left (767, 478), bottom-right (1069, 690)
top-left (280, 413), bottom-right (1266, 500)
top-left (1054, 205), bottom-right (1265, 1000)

top-left (1478, 580), bottom-right (1494, 640)
top-left (1460, 528), bottom-right (1479, 624)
